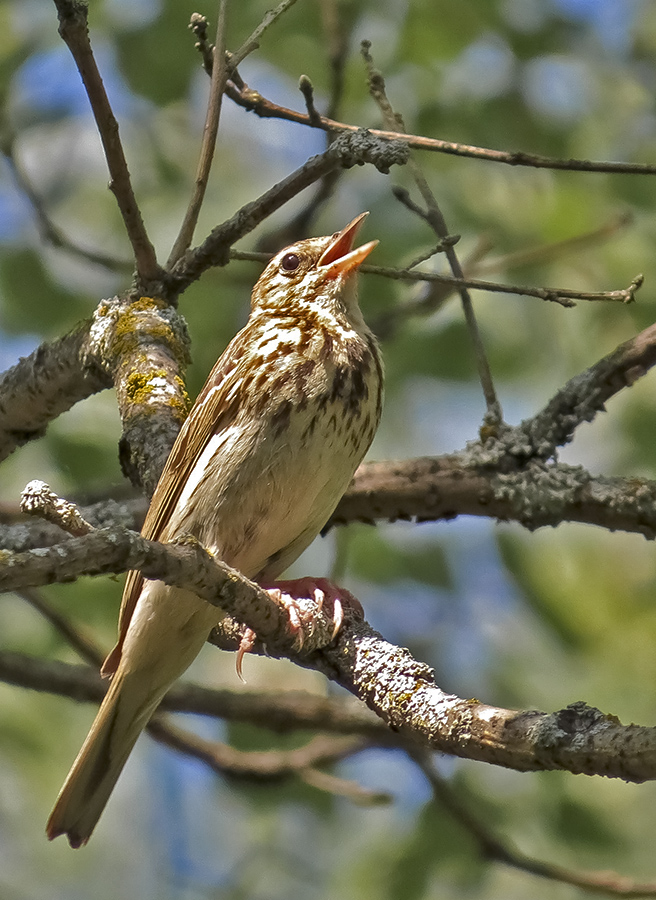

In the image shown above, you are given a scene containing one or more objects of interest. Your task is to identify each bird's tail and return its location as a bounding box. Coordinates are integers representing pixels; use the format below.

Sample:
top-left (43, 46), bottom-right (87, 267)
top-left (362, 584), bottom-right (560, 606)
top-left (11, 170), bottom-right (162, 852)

top-left (45, 666), bottom-right (163, 848)
top-left (46, 580), bottom-right (222, 847)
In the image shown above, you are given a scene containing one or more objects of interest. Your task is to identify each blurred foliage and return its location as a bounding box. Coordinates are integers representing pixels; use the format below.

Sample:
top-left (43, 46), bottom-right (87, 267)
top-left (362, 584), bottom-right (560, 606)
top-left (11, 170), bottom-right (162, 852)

top-left (2, 0), bottom-right (656, 897)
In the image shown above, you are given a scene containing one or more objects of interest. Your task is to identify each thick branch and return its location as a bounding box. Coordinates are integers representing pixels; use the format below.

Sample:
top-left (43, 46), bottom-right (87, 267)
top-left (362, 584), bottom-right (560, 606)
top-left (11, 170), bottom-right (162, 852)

top-left (0, 322), bottom-right (110, 462)
top-left (1, 528), bottom-right (656, 780)
top-left (86, 295), bottom-right (192, 496)
top-left (329, 457), bottom-right (656, 539)
top-left (0, 527), bottom-right (339, 653)
top-left (3, 458), bottom-right (656, 552)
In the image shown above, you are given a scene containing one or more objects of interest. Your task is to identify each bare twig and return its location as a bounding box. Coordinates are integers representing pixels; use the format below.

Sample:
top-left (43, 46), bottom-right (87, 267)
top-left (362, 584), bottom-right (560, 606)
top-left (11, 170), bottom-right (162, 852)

top-left (417, 754), bottom-right (656, 898)
top-left (228, 0), bottom-right (301, 71)
top-left (0, 133), bottom-right (132, 273)
top-left (53, 0), bottom-right (161, 286)
top-left (189, 13), bottom-right (214, 76)
top-left (170, 130), bottom-right (409, 292)
top-left (363, 264), bottom-right (642, 307)
top-left (168, 1), bottom-right (229, 267)
top-left (319, 0), bottom-right (350, 123)
top-left (361, 41), bottom-right (501, 422)
top-left (255, 2), bottom-right (350, 247)
top-left (298, 74), bottom-right (322, 126)
top-left (148, 720), bottom-right (373, 787)
top-left (224, 76), bottom-right (656, 177)
top-left (20, 480), bottom-right (94, 537)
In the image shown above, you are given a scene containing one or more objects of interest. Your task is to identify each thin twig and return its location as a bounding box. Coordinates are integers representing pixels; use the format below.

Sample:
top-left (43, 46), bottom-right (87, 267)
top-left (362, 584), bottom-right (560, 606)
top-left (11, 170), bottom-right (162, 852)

top-left (416, 754), bottom-right (656, 898)
top-left (224, 77), bottom-right (656, 177)
top-left (0, 133), bottom-right (132, 273)
top-left (148, 720), bottom-right (374, 789)
top-left (363, 264), bottom-right (642, 307)
top-left (298, 74), bottom-right (322, 126)
top-left (228, 0), bottom-right (301, 71)
top-left (320, 0), bottom-right (350, 123)
top-left (170, 130), bottom-right (409, 291)
top-left (194, 1), bottom-right (344, 250)
top-left (227, 248), bottom-right (640, 306)
top-left (361, 41), bottom-right (501, 421)
top-left (474, 211), bottom-right (634, 274)
top-left (189, 13), bottom-right (214, 76)
top-left (53, 0), bottom-right (161, 285)
top-left (18, 588), bottom-right (103, 667)
top-left (168, 1), bottom-right (229, 267)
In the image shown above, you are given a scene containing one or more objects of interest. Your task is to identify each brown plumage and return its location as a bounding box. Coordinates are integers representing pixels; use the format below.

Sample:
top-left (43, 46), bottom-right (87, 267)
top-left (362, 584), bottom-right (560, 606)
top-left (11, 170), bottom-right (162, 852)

top-left (46, 213), bottom-right (383, 847)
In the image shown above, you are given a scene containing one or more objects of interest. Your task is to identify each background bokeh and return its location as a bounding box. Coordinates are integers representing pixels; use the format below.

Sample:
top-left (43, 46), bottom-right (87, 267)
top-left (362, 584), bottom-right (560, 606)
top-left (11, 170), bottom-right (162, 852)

top-left (2, 0), bottom-right (656, 897)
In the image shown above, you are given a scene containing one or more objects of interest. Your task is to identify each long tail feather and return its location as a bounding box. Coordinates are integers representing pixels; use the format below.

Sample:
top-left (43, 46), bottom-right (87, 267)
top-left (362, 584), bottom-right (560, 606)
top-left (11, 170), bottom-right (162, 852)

top-left (46, 582), bottom-right (220, 847)
top-left (46, 668), bottom-right (163, 848)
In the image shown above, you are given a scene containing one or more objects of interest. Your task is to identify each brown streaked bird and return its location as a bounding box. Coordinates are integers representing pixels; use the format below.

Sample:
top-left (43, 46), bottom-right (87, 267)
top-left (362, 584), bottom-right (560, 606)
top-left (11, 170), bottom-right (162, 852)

top-left (46, 213), bottom-right (384, 847)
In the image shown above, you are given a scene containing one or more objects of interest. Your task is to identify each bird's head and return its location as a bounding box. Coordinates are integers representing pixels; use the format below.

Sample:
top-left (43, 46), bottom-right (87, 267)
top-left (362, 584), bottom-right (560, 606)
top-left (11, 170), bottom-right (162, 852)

top-left (251, 213), bottom-right (378, 326)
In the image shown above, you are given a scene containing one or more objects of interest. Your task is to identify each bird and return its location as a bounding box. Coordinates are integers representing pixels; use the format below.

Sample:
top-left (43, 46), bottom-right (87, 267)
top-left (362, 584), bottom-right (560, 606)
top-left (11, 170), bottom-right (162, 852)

top-left (46, 212), bottom-right (384, 847)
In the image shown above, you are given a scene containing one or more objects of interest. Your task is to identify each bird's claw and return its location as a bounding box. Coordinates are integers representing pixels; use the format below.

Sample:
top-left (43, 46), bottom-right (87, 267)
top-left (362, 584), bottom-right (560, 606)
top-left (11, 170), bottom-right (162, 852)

top-left (236, 627), bottom-right (257, 681)
top-left (265, 577), bottom-right (359, 649)
top-left (235, 579), bottom-right (360, 676)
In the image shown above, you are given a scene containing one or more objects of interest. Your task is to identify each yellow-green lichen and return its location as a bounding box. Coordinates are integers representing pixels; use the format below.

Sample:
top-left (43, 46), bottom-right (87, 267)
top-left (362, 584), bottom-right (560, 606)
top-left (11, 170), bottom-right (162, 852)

top-left (109, 297), bottom-right (189, 368)
top-left (124, 368), bottom-right (191, 416)
top-left (125, 370), bottom-right (155, 404)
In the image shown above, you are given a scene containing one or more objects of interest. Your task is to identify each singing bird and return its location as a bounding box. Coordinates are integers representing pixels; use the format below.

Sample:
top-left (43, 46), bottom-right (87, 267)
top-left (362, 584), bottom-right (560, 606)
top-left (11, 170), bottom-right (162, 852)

top-left (46, 213), bottom-right (384, 847)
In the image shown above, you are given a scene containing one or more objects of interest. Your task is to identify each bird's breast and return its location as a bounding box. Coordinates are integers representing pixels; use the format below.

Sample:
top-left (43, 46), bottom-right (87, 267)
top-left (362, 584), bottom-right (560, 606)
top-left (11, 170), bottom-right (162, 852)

top-left (169, 316), bottom-right (383, 581)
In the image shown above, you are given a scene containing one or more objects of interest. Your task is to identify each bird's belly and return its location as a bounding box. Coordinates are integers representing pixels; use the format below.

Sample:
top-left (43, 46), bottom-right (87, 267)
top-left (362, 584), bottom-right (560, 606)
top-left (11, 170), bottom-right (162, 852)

top-left (168, 390), bottom-right (378, 582)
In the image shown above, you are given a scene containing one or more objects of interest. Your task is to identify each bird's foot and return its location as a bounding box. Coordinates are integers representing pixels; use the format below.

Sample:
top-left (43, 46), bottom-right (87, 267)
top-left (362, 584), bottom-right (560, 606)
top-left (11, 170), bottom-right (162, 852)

top-left (266, 577), bottom-right (363, 646)
top-left (235, 577), bottom-right (362, 678)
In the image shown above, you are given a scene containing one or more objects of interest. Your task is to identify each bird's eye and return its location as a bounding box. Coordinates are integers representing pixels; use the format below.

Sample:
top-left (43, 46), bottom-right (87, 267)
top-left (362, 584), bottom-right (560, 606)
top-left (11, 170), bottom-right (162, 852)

top-left (280, 252), bottom-right (300, 273)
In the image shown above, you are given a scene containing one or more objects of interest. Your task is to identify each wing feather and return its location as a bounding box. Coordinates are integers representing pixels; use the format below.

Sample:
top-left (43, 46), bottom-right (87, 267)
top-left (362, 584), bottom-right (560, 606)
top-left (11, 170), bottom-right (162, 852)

top-left (101, 331), bottom-right (248, 676)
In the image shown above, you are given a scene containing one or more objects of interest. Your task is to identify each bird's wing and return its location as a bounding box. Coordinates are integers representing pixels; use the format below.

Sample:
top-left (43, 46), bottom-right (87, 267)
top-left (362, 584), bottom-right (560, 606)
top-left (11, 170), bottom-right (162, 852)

top-left (101, 335), bottom-right (246, 676)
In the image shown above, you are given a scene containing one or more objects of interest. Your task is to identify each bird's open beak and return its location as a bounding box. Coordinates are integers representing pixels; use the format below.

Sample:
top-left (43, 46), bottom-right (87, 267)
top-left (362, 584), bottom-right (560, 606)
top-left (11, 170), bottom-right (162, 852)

top-left (318, 212), bottom-right (378, 278)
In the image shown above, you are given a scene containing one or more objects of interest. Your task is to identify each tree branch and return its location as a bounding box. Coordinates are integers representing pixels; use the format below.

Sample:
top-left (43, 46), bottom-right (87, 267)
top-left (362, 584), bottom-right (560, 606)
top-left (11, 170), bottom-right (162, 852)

top-left (329, 457), bottom-right (656, 539)
top-left (0, 322), bottom-right (110, 462)
top-left (1, 526), bottom-right (656, 781)
top-left (417, 754), bottom-right (656, 897)
top-left (53, 0), bottom-right (161, 286)
top-left (224, 75), bottom-right (656, 176)
top-left (169, 130), bottom-right (409, 293)
top-left (167, 2), bottom-right (229, 266)
top-left (361, 40), bottom-right (500, 422)
top-left (85, 294), bottom-right (192, 496)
